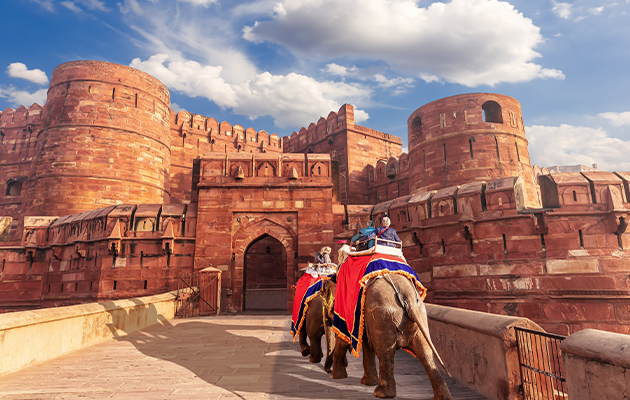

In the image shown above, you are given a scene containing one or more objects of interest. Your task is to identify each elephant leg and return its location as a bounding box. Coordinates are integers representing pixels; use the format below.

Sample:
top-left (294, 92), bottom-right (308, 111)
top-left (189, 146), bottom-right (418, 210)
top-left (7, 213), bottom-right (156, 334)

top-left (331, 337), bottom-right (350, 379)
top-left (373, 346), bottom-right (397, 398)
top-left (410, 334), bottom-right (453, 400)
top-left (360, 341), bottom-right (379, 386)
top-left (308, 332), bottom-right (323, 363)
top-left (298, 328), bottom-right (310, 357)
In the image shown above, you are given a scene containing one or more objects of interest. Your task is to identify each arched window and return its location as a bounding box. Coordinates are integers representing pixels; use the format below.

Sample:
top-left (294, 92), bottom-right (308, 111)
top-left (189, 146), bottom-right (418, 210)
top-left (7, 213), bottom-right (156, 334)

top-left (412, 117), bottom-right (422, 137)
top-left (6, 181), bottom-right (22, 196)
top-left (482, 101), bottom-right (503, 123)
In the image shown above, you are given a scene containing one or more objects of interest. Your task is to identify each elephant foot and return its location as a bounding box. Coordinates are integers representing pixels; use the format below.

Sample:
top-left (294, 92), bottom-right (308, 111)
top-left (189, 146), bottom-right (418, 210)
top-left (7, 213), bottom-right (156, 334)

top-left (300, 346), bottom-right (310, 357)
top-left (309, 354), bottom-right (322, 363)
top-left (360, 375), bottom-right (379, 386)
top-left (331, 368), bottom-right (348, 379)
top-left (374, 384), bottom-right (396, 398)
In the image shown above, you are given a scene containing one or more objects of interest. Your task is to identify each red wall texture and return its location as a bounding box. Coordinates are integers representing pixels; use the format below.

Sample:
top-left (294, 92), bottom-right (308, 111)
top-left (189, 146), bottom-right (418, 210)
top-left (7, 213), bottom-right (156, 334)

top-left (2, 60), bottom-right (630, 337)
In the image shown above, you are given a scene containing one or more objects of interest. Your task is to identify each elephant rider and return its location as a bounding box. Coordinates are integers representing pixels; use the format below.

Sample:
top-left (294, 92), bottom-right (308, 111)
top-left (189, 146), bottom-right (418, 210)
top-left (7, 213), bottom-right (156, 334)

top-left (315, 246), bottom-right (337, 274)
top-left (351, 220), bottom-right (377, 250)
top-left (375, 216), bottom-right (401, 247)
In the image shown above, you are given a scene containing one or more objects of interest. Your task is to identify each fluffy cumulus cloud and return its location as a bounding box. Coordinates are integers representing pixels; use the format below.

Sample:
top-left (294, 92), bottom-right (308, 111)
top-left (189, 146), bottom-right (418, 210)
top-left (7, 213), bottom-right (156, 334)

top-left (527, 124), bottom-right (630, 171)
top-left (599, 111), bottom-right (630, 127)
top-left (244, 0), bottom-right (563, 87)
top-left (130, 54), bottom-right (371, 128)
top-left (323, 63), bottom-right (414, 94)
top-left (6, 63), bottom-right (48, 85)
top-left (0, 87), bottom-right (47, 107)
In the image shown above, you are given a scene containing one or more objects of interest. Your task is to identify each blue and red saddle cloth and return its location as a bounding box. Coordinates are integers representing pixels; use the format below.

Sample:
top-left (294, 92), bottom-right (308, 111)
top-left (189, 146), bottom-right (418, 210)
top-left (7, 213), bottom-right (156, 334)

top-left (332, 253), bottom-right (426, 357)
top-left (290, 253), bottom-right (426, 355)
top-left (290, 273), bottom-right (328, 341)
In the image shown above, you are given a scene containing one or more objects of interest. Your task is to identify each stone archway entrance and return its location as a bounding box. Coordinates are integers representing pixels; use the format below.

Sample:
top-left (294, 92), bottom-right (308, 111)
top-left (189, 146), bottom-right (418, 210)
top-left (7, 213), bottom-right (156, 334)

top-left (243, 234), bottom-right (288, 311)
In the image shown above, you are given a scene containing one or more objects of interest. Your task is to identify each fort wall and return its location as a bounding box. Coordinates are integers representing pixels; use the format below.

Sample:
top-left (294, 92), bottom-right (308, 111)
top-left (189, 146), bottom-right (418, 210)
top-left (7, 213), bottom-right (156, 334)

top-left (168, 109), bottom-right (283, 204)
top-left (23, 60), bottom-right (172, 217)
top-left (344, 170), bottom-right (630, 335)
top-left (408, 93), bottom-right (540, 209)
top-left (282, 104), bottom-right (402, 204)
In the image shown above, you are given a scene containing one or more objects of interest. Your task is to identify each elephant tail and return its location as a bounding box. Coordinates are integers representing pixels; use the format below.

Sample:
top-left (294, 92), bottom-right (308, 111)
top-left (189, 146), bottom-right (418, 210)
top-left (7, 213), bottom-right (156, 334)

top-left (405, 294), bottom-right (451, 377)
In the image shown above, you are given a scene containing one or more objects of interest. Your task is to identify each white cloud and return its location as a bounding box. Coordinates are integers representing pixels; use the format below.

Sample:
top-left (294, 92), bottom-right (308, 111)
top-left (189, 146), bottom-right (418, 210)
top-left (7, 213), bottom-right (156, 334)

top-left (420, 73), bottom-right (440, 83)
top-left (0, 86), bottom-right (47, 107)
top-left (170, 102), bottom-right (183, 113)
top-left (599, 111), bottom-right (630, 127)
top-left (30, 0), bottom-right (55, 12)
top-left (324, 63), bottom-right (357, 77)
top-left (178, 0), bottom-right (218, 7)
top-left (61, 1), bottom-right (83, 13)
top-left (354, 108), bottom-right (369, 124)
top-left (244, 0), bottom-right (563, 87)
top-left (6, 63), bottom-right (49, 85)
top-left (589, 6), bottom-right (604, 15)
top-left (130, 54), bottom-right (371, 128)
top-left (119, 0), bottom-right (144, 15)
top-left (552, 1), bottom-right (572, 19)
top-left (527, 124), bottom-right (630, 171)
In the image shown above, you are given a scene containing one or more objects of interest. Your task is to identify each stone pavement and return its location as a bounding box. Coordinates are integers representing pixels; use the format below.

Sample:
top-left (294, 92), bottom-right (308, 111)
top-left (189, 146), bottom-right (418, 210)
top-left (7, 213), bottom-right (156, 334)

top-left (0, 315), bottom-right (488, 399)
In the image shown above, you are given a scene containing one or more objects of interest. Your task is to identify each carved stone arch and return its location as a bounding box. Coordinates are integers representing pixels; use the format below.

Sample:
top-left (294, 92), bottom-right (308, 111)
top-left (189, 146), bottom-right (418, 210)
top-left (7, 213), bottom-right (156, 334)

top-left (257, 161), bottom-right (276, 177)
top-left (232, 216), bottom-right (298, 249)
top-left (310, 161), bottom-right (328, 177)
top-left (231, 217), bottom-right (297, 312)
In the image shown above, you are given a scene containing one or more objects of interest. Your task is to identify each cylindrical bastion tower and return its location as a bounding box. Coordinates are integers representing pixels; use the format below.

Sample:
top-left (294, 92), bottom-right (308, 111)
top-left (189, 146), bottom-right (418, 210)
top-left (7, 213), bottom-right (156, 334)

top-left (408, 93), bottom-right (540, 208)
top-left (24, 60), bottom-right (172, 216)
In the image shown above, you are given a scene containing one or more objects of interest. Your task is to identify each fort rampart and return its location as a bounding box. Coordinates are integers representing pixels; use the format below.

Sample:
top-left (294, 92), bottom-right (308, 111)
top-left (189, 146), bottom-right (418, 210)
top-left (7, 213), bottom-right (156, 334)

top-left (2, 61), bottom-right (630, 336)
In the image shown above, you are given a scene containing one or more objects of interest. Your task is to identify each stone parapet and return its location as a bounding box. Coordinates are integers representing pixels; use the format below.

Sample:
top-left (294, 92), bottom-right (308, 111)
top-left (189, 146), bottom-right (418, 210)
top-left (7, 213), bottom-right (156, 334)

top-left (426, 303), bottom-right (543, 400)
top-left (0, 290), bottom-right (177, 376)
top-left (561, 328), bottom-right (630, 400)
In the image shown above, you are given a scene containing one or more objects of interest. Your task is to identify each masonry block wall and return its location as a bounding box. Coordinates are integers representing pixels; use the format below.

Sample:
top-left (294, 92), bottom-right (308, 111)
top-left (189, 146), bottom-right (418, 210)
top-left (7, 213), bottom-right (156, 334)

top-left (168, 110), bottom-right (283, 204)
top-left (0, 203), bottom-right (194, 311)
top-left (22, 61), bottom-right (172, 219)
top-left (344, 170), bottom-right (630, 336)
top-left (194, 152), bottom-right (334, 312)
top-left (282, 104), bottom-right (402, 204)
top-left (0, 104), bottom-right (43, 242)
top-left (408, 93), bottom-right (540, 209)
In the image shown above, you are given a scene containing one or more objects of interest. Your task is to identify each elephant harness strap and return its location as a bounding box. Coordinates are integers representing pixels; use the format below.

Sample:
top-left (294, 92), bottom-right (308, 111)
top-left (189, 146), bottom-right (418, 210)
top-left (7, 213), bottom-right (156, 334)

top-left (366, 273), bottom-right (421, 311)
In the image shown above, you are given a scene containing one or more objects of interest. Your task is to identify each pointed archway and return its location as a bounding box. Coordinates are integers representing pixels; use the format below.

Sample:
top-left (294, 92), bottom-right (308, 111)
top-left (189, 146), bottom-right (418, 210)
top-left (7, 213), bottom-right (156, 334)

top-left (232, 217), bottom-right (297, 313)
top-left (243, 234), bottom-right (287, 311)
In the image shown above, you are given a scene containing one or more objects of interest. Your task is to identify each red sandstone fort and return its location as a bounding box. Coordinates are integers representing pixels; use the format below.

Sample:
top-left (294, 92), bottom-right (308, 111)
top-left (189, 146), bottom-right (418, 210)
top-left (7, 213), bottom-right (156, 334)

top-left (1, 60), bottom-right (629, 336)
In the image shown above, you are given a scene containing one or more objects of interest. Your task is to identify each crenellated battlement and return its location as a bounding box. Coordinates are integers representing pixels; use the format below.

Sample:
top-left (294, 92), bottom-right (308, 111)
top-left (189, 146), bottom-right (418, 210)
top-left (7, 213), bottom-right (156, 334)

top-left (0, 104), bottom-right (43, 128)
top-left (170, 109), bottom-right (283, 149)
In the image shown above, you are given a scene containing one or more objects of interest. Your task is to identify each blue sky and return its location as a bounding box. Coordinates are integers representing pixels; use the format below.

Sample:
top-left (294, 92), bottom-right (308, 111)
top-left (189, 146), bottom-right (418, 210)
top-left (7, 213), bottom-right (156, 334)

top-left (1, 0), bottom-right (630, 170)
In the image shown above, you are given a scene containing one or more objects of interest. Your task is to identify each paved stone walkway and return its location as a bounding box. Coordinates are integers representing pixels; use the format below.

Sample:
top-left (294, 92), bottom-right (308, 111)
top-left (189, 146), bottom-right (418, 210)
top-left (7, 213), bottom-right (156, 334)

top-left (0, 315), bottom-right (488, 399)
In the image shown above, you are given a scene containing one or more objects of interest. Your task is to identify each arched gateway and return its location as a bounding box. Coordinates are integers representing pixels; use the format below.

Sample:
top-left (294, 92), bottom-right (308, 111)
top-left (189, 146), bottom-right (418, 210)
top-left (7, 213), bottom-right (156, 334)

top-left (232, 218), bottom-right (297, 313)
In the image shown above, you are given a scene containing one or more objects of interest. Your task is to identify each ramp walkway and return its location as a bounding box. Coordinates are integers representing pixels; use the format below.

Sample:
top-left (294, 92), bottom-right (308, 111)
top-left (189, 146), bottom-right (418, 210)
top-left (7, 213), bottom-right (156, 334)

top-left (0, 315), bottom-right (487, 399)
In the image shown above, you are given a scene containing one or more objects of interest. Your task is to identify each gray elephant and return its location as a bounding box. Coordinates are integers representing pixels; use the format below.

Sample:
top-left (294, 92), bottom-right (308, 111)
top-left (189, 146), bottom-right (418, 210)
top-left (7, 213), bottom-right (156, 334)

top-left (321, 275), bottom-right (453, 399)
top-left (295, 291), bottom-right (336, 372)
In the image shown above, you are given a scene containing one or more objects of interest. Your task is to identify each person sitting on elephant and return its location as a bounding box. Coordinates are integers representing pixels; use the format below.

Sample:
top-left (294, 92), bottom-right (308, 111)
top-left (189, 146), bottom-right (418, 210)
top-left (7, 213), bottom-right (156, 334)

top-left (351, 221), bottom-right (376, 250)
top-left (375, 217), bottom-right (401, 247)
top-left (316, 246), bottom-right (332, 264)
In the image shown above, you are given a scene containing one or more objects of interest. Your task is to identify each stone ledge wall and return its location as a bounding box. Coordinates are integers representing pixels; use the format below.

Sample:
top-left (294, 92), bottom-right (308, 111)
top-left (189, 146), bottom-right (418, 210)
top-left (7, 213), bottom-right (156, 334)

top-left (426, 303), bottom-right (543, 400)
top-left (561, 328), bottom-right (630, 400)
top-left (0, 290), bottom-right (178, 376)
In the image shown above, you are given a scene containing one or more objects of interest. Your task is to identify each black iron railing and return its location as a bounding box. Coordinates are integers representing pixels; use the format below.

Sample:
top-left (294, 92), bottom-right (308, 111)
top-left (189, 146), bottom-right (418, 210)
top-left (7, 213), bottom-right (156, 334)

top-left (515, 326), bottom-right (567, 400)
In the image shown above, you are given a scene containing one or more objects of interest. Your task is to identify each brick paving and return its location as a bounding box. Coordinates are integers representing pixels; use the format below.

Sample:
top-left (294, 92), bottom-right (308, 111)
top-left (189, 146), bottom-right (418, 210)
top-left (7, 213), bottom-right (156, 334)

top-left (0, 315), bottom-right (488, 399)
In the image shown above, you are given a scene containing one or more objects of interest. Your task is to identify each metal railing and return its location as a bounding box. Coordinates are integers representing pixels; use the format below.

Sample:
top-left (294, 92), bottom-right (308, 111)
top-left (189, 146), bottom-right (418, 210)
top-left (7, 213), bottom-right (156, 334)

top-left (175, 271), bottom-right (221, 318)
top-left (515, 326), bottom-right (568, 400)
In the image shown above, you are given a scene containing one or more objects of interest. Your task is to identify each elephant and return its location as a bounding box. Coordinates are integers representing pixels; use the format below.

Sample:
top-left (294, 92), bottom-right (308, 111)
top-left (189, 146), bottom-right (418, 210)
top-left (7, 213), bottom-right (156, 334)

top-left (295, 290), bottom-right (336, 372)
top-left (321, 274), bottom-right (453, 399)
